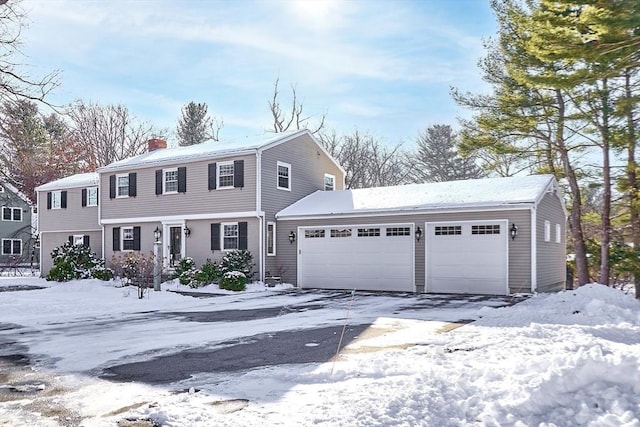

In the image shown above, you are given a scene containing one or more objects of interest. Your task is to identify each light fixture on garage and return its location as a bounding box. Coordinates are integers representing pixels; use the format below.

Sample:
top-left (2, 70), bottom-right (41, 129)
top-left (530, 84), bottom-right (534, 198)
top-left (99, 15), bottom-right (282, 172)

top-left (415, 226), bottom-right (423, 242)
top-left (184, 226), bottom-right (191, 238)
top-left (154, 226), bottom-right (162, 243)
top-left (510, 223), bottom-right (518, 240)
top-left (289, 231), bottom-right (296, 244)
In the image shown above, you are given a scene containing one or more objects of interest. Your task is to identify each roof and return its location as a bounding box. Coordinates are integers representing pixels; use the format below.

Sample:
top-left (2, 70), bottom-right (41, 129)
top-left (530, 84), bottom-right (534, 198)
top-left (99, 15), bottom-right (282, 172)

top-left (35, 172), bottom-right (99, 192)
top-left (98, 129), bottom-right (311, 172)
top-left (277, 174), bottom-right (557, 218)
top-left (1, 181), bottom-right (32, 205)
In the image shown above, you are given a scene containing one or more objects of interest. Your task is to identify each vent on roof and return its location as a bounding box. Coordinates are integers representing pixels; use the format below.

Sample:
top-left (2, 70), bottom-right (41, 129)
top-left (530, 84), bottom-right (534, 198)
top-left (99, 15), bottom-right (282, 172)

top-left (148, 138), bottom-right (167, 152)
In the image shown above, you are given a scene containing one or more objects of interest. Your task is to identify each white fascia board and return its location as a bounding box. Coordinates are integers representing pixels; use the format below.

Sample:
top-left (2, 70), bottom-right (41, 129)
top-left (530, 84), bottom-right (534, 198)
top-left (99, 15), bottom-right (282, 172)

top-left (530, 205), bottom-right (537, 293)
top-left (100, 211), bottom-right (263, 225)
top-left (40, 228), bottom-right (102, 234)
top-left (276, 204), bottom-right (534, 221)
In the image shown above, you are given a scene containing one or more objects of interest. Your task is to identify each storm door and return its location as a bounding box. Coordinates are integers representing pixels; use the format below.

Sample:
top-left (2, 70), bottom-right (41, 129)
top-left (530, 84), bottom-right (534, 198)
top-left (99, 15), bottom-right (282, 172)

top-left (169, 226), bottom-right (182, 267)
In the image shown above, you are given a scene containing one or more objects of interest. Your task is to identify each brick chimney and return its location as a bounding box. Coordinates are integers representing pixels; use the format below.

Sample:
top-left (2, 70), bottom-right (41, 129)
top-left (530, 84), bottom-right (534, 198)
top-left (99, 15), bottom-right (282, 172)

top-left (148, 138), bottom-right (167, 152)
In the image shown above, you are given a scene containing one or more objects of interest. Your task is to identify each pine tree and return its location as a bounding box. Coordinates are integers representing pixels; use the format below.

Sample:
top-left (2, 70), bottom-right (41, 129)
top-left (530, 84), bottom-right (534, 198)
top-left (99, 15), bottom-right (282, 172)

top-left (176, 102), bottom-right (222, 146)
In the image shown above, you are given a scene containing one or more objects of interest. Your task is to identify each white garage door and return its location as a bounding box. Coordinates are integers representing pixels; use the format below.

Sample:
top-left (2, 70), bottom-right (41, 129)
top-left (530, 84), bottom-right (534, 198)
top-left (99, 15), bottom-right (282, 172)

top-left (426, 220), bottom-right (508, 295)
top-left (298, 224), bottom-right (414, 292)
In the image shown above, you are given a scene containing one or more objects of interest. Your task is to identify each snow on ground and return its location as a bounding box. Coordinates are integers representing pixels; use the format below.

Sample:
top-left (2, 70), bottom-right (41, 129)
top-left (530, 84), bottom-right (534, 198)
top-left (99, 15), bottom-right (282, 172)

top-left (0, 277), bottom-right (639, 426)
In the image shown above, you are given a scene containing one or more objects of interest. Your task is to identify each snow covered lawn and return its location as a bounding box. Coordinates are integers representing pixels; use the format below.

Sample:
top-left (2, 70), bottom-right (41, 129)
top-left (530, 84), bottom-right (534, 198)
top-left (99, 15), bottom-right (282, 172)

top-left (0, 277), bottom-right (638, 426)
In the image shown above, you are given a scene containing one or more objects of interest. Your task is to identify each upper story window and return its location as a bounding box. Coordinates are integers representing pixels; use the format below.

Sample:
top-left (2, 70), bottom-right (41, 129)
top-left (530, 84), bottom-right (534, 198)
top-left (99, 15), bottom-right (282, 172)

top-left (277, 161), bottom-right (291, 191)
top-left (2, 207), bottom-right (22, 222)
top-left (324, 174), bottom-right (335, 191)
top-left (218, 162), bottom-right (235, 188)
top-left (110, 173), bottom-right (136, 199)
top-left (544, 220), bottom-right (551, 242)
top-left (117, 174), bottom-right (129, 198)
top-left (164, 168), bottom-right (178, 193)
top-left (85, 187), bottom-right (98, 207)
top-left (52, 190), bottom-right (62, 209)
top-left (555, 223), bottom-right (562, 243)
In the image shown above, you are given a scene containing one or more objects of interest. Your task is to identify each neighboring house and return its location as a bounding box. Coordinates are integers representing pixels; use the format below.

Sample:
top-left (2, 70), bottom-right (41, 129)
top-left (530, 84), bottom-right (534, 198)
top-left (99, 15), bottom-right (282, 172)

top-left (276, 174), bottom-right (566, 295)
top-left (0, 182), bottom-right (38, 268)
top-left (35, 173), bottom-right (101, 275)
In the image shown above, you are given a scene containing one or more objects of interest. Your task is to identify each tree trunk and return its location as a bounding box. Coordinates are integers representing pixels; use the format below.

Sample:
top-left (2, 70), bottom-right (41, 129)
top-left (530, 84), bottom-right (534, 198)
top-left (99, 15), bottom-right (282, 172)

top-left (624, 71), bottom-right (640, 299)
top-left (598, 78), bottom-right (611, 286)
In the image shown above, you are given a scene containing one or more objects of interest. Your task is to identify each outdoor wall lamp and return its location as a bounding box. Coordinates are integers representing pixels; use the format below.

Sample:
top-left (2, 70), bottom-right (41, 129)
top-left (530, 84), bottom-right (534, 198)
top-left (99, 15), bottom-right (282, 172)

top-left (415, 226), bottom-right (423, 242)
top-left (184, 226), bottom-right (191, 238)
top-left (510, 223), bottom-right (518, 240)
top-left (289, 231), bottom-right (296, 244)
top-left (154, 226), bottom-right (162, 242)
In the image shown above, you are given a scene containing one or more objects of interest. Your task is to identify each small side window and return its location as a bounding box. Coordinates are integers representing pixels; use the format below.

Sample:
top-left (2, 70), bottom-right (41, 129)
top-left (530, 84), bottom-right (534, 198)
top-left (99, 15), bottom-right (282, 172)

top-left (266, 222), bottom-right (276, 256)
top-left (555, 223), bottom-right (561, 243)
top-left (544, 220), bottom-right (551, 242)
top-left (277, 161), bottom-right (291, 191)
top-left (324, 174), bottom-right (335, 191)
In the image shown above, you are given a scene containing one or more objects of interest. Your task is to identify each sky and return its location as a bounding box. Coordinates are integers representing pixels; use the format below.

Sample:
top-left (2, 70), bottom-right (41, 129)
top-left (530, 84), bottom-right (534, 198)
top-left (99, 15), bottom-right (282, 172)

top-left (0, 277), bottom-right (638, 425)
top-left (19, 0), bottom-right (497, 147)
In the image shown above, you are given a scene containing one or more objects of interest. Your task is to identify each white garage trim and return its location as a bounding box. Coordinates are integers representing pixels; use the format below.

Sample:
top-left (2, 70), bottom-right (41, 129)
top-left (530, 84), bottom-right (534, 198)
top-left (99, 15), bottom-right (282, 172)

top-left (425, 219), bottom-right (509, 295)
top-left (297, 223), bottom-right (415, 292)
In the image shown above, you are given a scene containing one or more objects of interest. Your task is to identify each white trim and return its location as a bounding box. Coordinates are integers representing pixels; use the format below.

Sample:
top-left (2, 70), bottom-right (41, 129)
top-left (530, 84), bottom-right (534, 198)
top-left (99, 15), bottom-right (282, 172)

top-left (121, 226), bottom-right (135, 252)
top-left (555, 223), bottom-right (561, 244)
top-left (100, 210), bottom-right (261, 225)
top-left (425, 219), bottom-right (509, 295)
top-left (266, 221), bottom-right (276, 256)
top-left (217, 161), bottom-right (235, 189)
top-left (40, 229), bottom-right (102, 234)
top-left (324, 173), bottom-right (335, 191)
top-left (116, 174), bottom-right (130, 199)
top-left (72, 235), bottom-right (84, 245)
top-left (86, 186), bottom-right (98, 207)
top-left (530, 207), bottom-right (537, 292)
top-left (51, 190), bottom-right (62, 209)
top-left (162, 220), bottom-right (186, 269)
top-left (163, 168), bottom-right (179, 194)
top-left (221, 221), bottom-right (239, 251)
top-left (277, 161), bottom-right (291, 191)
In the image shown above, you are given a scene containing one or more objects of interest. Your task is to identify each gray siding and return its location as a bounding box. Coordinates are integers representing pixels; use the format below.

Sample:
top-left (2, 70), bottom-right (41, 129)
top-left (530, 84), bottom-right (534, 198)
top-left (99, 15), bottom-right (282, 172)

top-left (100, 155), bottom-right (257, 221)
top-left (276, 208), bottom-right (533, 293)
top-left (0, 188), bottom-right (34, 264)
top-left (40, 230), bottom-right (103, 276)
top-left (536, 191), bottom-right (566, 292)
top-left (262, 133), bottom-right (344, 277)
top-left (37, 188), bottom-right (100, 232)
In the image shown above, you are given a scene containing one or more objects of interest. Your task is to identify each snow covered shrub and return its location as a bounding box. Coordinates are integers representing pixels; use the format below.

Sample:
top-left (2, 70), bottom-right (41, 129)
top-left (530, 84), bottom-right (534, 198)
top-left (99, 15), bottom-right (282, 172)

top-left (175, 257), bottom-right (197, 286)
top-left (47, 242), bottom-right (113, 282)
top-left (219, 271), bottom-right (247, 291)
top-left (192, 260), bottom-right (220, 288)
top-left (220, 250), bottom-right (254, 279)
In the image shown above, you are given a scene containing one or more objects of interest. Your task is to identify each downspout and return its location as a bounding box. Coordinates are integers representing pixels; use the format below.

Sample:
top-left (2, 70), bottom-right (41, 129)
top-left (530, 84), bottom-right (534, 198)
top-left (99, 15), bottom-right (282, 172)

top-left (530, 205), bottom-right (537, 293)
top-left (256, 150), bottom-right (264, 281)
top-left (98, 177), bottom-right (105, 267)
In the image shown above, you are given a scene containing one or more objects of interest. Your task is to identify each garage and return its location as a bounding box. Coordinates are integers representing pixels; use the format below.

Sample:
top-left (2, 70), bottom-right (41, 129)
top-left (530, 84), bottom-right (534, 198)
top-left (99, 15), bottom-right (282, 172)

top-left (425, 220), bottom-right (508, 295)
top-left (298, 224), bottom-right (415, 291)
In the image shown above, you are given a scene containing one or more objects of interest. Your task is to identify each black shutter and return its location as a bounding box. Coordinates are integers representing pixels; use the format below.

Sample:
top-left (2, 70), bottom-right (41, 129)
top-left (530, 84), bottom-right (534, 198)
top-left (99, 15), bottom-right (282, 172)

top-left (68, 235), bottom-right (73, 244)
top-left (211, 223), bottom-right (220, 250)
top-left (178, 167), bottom-right (187, 193)
top-left (61, 191), bottom-right (67, 209)
top-left (47, 192), bottom-right (52, 209)
top-left (96, 189), bottom-right (99, 205)
top-left (234, 160), bottom-right (244, 188)
top-left (128, 173), bottom-right (137, 197)
top-left (109, 175), bottom-right (116, 199)
top-left (2, 240), bottom-right (10, 254)
top-left (81, 189), bottom-right (87, 207)
top-left (208, 163), bottom-right (217, 190)
top-left (83, 235), bottom-right (90, 247)
top-left (238, 221), bottom-right (248, 250)
top-left (133, 226), bottom-right (141, 250)
top-left (155, 170), bottom-right (163, 195)
top-left (113, 227), bottom-right (120, 251)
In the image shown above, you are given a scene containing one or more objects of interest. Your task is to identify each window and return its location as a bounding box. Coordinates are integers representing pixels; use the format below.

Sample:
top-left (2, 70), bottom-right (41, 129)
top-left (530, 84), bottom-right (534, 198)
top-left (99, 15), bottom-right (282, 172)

top-left (86, 187), bottom-right (98, 206)
top-left (222, 223), bottom-right (239, 250)
top-left (556, 224), bottom-right (562, 243)
top-left (267, 222), bottom-right (276, 256)
top-left (544, 220), bottom-right (551, 242)
top-left (331, 228), bottom-right (352, 238)
top-left (72, 235), bottom-right (84, 246)
top-left (2, 239), bottom-right (21, 255)
top-left (386, 227), bottom-right (410, 236)
top-left (358, 228), bottom-right (380, 237)
top-left (218, 162), bottom-right (235, 188)
top-left (277, 161), bottom-right (291, 191)
top-left (164, 168), bottom-right (178, 193)
top-left (2, 207), bottom-right (21, 222)
top-left (472, 224), bottom-right (500, 235)
top-left (51, 191), bottom-right (62, 209)
top-left (117, 174), bottom-right (129, 198)
top-left (324, 174), bottom-right (335, 191)
top-left (122, 227), bottom-right (135, 251)
top-left (305, 229), bottom-right (325, 238)
top-left (435, 226), bottom-right (461, 236)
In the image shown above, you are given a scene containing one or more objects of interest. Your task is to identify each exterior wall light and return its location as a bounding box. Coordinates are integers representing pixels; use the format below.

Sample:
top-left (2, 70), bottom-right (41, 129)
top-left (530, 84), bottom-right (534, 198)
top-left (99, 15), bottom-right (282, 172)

top-left (415, 226), bottom-right (423, 242)
top-left (154, 226), bottom-right (162, 243)
top-left (289, 231), bottom-right (296, 244)
top-left (510, 223), bottom-right (518, 240)
top-left (184, 226), bottom-right (191, 238)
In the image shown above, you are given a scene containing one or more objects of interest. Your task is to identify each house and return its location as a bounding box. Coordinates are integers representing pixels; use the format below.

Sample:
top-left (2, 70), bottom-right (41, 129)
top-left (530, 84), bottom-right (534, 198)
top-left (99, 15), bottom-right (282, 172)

top-left (275, 174), bottom-right (566, 295)
top-left (35, 173), bottom-right (101, 275)
top-left (36, 130), bottom-right (345, 280)
top-left (0, 182), bottom-right (38, 268)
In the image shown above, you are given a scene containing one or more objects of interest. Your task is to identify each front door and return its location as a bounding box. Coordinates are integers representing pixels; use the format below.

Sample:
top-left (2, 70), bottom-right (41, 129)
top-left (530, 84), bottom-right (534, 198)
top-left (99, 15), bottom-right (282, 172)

top-left (169, 226), bottom-right (182, 267)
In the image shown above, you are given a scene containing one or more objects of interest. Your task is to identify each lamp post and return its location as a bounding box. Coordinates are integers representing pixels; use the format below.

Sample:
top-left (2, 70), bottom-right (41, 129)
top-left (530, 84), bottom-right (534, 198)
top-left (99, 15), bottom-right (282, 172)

top-left (153, 226), bottom-right (162, 291)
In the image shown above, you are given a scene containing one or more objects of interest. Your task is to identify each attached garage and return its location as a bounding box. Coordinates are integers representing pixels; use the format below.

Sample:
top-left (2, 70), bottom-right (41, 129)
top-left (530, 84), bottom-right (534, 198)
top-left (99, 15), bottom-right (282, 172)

top-left (298, 224), bottom-right (414, 291)
top-left (425, 220), bottom-right (508, 295)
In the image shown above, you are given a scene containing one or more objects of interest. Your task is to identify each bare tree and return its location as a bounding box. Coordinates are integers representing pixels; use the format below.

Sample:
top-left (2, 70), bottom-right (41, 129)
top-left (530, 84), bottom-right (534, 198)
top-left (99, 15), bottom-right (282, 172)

top-left (268, 77), bottom-right (325, 135)
top-left (176, 101), bottom-right (222, 146)
top-left (320, 130), bottom-right (409, 189)
top-left (0, 1), bottom-right (60, 105)
top-left (67, 100), bottom-right (159, 167)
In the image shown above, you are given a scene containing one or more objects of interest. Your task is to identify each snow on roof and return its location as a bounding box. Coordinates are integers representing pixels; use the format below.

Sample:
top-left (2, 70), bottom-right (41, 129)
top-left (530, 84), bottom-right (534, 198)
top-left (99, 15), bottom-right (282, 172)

top-left (98, 129), bottom-right (308, 172)
top-left (277, 174), bottom-right (556, 218)
top-left (35, 172), bottom-right (99, 192)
